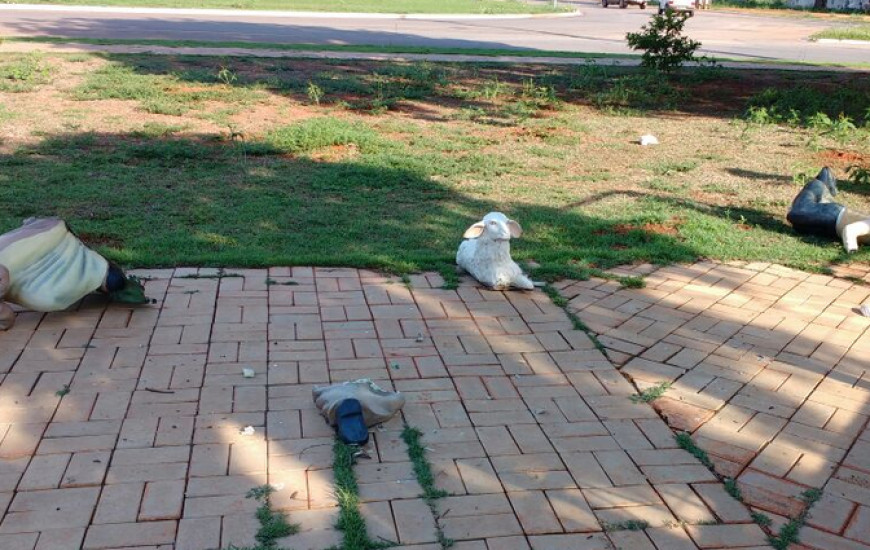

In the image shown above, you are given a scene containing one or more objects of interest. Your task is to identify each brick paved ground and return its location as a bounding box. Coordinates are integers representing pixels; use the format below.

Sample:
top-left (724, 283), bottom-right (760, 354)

top-left (560, 260), bottom-right (870, 550)
top-left (0, 265), bottom-right (803, 550)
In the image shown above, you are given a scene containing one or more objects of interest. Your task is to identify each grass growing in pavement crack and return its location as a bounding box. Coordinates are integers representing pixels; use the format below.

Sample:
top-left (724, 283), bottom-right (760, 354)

top-left (401, 425), bottom-right (454, 549)
top-left (751, 512), bottom-right (773, 528)
top-left (674, 432), bottom-right (714, 470)
top-left (629, 381), bottom-right (672, 403)
top-left (768, 488), bottom-right (823, 550)
top-left (541, 284), bottom-right (608, 355)
top-left (723, 477), bottom-right (742, 501)
top-left (601, 520), bottom-right (650, 532)
top-left (675, 432), bottom-right (793, 538)
top-left (225, 485), bottom-right (299, 550)
top-left (332, 440), bottom-right (396, 550)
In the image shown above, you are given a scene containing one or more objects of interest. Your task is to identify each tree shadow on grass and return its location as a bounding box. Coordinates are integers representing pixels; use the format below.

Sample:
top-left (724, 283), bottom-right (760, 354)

top-left (0, 131), bottom-right (701, 275)
top-left (58, 52), bottom-right (868, 125)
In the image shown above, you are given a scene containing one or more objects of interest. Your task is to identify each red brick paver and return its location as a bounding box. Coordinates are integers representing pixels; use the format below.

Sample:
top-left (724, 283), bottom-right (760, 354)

top-left (0, 266), bottom-right (784, 549)
top-left (562, 261), bottom-right (870, 550)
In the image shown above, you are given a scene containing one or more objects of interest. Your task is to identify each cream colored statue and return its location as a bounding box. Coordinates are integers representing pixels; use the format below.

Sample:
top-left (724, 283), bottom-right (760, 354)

top-left (313, 379), bottom-right (405, 428)
top-left (0, 218), bottom-right (146, 330)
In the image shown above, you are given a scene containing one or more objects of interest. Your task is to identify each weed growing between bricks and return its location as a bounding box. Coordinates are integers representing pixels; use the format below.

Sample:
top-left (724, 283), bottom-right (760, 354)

top-left (768, 488), bottom-right (823, 550)
top-left (401, 425), bottom-right (453, 549)
top-left (723, 477), bottom-right (742, 501)
top-left (176, 269), bottom-right (243, 279)
top-left (629, 381), bottom-right (672, 403)
top-left (332, 440), bottom-right (395, 550)
top-left (675, 432), bottom-right (715, 469)
top-left (675, 431), bottom-right (824, 543)
top-left (541, 284), bottom-right (608, 355)
top-left (225, 485), bottom-right (299, 550)
top-left (601, 519), bottom-right (650, 532)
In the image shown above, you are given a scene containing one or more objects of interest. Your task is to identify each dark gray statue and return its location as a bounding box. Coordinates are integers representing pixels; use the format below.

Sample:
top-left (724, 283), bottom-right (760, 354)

top-left (787, 167), bottom-right (870, 253)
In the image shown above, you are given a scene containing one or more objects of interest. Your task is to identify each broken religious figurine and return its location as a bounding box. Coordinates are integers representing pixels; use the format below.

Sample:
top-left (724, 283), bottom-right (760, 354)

top-left (456, 212), bottom-right (534, 290)
top-left (788, 167), bottom-right (870, 253)
top-left (312, 379), bottom-right (405, 446)
top-left (0, 218), bottom-right (148, 330)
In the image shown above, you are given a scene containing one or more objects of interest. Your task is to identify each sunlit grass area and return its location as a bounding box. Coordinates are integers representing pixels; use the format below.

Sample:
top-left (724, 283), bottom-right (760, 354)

top-left (1, 52), bottom-right (869, 280)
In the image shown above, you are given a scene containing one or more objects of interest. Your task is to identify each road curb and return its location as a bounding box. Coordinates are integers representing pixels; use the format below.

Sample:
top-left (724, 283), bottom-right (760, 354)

top-left (0, 3), bottom-right (583, 19)
top-left (815, 38), bottom-right (870, 46)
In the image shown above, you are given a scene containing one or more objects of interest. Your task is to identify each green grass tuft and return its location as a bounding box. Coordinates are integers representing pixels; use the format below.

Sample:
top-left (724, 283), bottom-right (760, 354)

top-left (629, 381), bottom-right (672, 403)
top-left (768, 488), bottom-right (823, 550)
top-left (232, 485), bottom-right (300, 550)
top-left (267, 117), bottom-right (387, 155)
top-left (0, 53), bottom-right (52, 92)
top-left (333, 440), bottom-right (396, 550)
top-left (541, 284), bottom-right (609, 355)
top-left (401, 426), bottom-right (452, 548)
top-left (812, 25), bottom-right (870, 42)
top-left (602, 520), bottom-right (650, 532)
top-left (751, 511), bottom-right (773, 528)
top-left (723, 478), bottom-right (742, 501)
top-left (675, 432), bottom-right (715, 470)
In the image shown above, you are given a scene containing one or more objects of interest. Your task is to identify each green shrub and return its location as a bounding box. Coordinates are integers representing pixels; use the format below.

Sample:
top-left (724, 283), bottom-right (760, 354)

top-left (626, 12), bottom-right (701, 72)
top-left (746, 86), bottom-right (870, 127)
top-left (266, 117), bottom-right (386, 154)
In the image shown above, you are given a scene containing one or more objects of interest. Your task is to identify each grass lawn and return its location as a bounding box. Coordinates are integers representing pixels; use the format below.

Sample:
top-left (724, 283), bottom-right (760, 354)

top-left (812, 24), bottom-right (870, 41)
top-left (8, 0), bottom-right (569, 14)
top-left (0, 52), bottom-right (869, 281)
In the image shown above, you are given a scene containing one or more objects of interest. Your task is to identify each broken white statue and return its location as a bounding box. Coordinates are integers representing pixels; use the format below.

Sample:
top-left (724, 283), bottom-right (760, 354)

top-left (313, 379), bottom-right (405, 445)
top-left (456, 212), bottom-right (534, 291)
top-left (639, 134), bottom-right (659, 146)
top-left (0, 218), bottom-right (147, 330)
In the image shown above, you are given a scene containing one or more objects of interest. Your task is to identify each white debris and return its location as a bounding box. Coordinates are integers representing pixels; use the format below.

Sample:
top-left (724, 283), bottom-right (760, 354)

top-left (239, 426), bottom-right (255, 436)
top-left (639, 134), bottom-right (659, 146)
top-left (242, 368), bottom-right (255, 378)
top-left (860, 304), bottom-right (870, 317)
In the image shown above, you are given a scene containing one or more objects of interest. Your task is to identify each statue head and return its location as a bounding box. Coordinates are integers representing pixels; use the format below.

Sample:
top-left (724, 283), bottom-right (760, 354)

top-left (103, 263), bottom-right (149, 304)
top-left (463, 212), bottom-right (523, 242)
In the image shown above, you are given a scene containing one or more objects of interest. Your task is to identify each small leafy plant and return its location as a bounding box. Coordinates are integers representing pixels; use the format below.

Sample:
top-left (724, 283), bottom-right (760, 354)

top-left (626, 11), bottom-right (701, 72)
top-left (307, 81), bottom-right (324, 105)
top-left (847, 164), bottom-right (870, 186)
top-left (216, 65), bottom-right (238, 86)
top-left (630, 381), bottom-right (672, 403)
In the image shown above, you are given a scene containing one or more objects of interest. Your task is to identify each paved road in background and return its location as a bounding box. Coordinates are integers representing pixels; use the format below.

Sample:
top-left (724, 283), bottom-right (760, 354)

top-left (0, 2), bottom-right (867, 64)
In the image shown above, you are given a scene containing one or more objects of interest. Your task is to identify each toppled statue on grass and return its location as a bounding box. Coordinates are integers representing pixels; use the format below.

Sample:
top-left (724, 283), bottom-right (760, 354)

top-left (313, 379), bottom-right (405, 446)
top-left (787, 167), bottom-right (870, 253)
top-left (0, 218), bottom-right (147, 330)
top-left (456, 211), bottom-right (535, 290)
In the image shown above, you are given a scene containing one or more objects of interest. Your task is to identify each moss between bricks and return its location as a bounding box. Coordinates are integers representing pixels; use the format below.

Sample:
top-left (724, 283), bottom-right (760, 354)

top-left (332, 439), bottom-right (396, 550)
top-left (401, 425), bottom-right (453, 549)
top-left (225, 485), bottom-right (299, 550)
top-left (541, 283), bottom-right (608, 356)
top-left (629, 381), bottom-right (672, 403)
top-left (675, 431), bottom-right (825, 546)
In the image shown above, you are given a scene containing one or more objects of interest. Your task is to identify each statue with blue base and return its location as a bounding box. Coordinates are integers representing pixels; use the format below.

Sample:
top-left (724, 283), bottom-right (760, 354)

top-left (787, 167), bottom-right (870, 253)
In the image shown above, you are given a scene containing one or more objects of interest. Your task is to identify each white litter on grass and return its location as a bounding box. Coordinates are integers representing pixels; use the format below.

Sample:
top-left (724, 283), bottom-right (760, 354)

top-left (242, 368), bottom-right (255, 378)
top-left (860, 304), bottom-right (870, 317)
top-left (639, 134), bottom-right (659, 146)
top-left (240, 426), bottom-right (255, 436)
